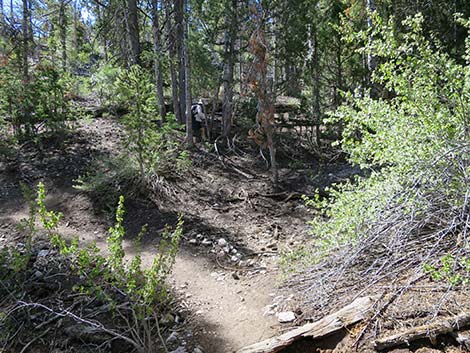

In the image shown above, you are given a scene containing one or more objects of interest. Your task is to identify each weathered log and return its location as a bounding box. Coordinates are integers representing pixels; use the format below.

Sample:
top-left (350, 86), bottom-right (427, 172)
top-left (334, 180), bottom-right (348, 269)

top-left (374, 313), bottom-right (470, 351)
top-left (236, 296), bottom-right (374, 353)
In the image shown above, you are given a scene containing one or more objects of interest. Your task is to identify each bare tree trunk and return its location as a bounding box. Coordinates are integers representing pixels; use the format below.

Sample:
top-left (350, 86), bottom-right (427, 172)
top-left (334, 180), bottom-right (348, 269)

top-left (164, 0), bottom-right (182, 123)
top-left (366, 0), bottom-right (376, 78)
top-left (175, 0), bottom-right (186, 126)
top-left (59, 0), bottom-right (67, 71)
top-left (221, 0), bottom-right (237, 138)
top-left (22, 0), bottom-right (29, 82)
top-left (21, 0), bottom-right (30, 135)
top-left (309, 25), bottom-right (321, 146)
top-left (72, 0), bottom-right (78, 63)
top-left (152, 0), bottom-right (166, 121)
top-left (127, 0), bottom-right (140, 65)
top-left (249, 8), bottom-right (278, 186)
top-left (334, 33), bottom-right (343, 107)
top-left (182, 0), bottom-right (192, 145)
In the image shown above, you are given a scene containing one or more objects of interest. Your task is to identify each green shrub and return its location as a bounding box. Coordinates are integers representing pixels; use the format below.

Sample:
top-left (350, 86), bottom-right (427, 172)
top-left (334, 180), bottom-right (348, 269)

top-left (304, 13), bottom-right (470, 257)
top-left (90, 63), bottom-right (123, 106)
top-left (1, 183), bottom-right (184, 352)
top-left (0, 63), bottom-right (74, 136)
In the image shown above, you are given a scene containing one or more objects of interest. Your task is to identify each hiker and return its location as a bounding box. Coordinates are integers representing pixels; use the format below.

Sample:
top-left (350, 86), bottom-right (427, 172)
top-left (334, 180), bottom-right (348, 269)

top-left (191, 100), bottom-right (207, 141)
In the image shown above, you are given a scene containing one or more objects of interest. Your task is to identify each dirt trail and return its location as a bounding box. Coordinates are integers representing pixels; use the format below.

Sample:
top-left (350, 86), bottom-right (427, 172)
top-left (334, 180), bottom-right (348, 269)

top-left (0, 117), bottom-right (353, 352)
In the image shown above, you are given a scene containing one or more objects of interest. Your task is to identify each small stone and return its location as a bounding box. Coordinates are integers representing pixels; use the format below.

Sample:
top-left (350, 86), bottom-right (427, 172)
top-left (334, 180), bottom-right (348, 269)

top-left (166, 331), bottom-right (179, 344)
top-left (223, 246), bottom-right (230, 253)
top-left (37, 250), bottom-right (49, 258)
top-left (230, 256), bottom-right (239, 263)
top-left (277, 311), bottom-right (296, 323)
top-left (33, 270), bottom-right (44, 279)
top-left (196, 234), bottom-right (203, 239)
top-left (217, 238), bottom-right (228, 247)
top-left (201, 239), bottom-right (212, 246)
top-left (232, 272), bottom-right (240, 280)
top-left (189, 239), bottom-right (197, 245)
top-left (230, 248), bottom-right (238, 255)
top-left (193, 348), bottom-right (203, 353)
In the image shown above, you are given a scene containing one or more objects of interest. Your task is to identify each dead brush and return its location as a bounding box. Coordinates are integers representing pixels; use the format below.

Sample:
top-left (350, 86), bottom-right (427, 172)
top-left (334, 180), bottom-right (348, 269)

top-left (286, 142), bottom-right (470, 343)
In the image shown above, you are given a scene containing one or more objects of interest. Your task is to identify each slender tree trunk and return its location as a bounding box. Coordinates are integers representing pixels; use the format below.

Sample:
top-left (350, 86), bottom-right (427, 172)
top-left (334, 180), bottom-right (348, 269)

top-left (152, 0), bottom-right (166, 121)
top-left (164, 0), bottom-right (182, 123)
top-left (182, 0), bottom-right (192, 145)
top-left (221, 0), bottom-right (237, 138)
top-left (22, 0), bottom-right (29, 82)
top-left (21, 0), bottom-right (30, 135)
top-left (175, 0), bottom-right (186, 126)
top-left (59, 0), bottom-right (67, 71)
top-left (127, 0), bottom-right (140, 65)
top-left (334, 34), bottom-right (343, 107)
top-left (72, 0), bottom-right (78, 62)
top-left (310, 26), bottom-right (321, 146)
top-left (366, 0), bottom-right (376, 78)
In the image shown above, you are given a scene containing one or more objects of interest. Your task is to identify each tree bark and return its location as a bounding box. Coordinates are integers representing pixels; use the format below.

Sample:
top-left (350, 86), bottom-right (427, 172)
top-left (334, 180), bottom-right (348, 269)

top-left (309, 25), bottom-right (321, 146)
top-left (21, 0), bottom-right (30, 135)
top-left (127, 0), bottom-right (140, 65)
top-left (175, 0), bottom-right (186, 126)
top-left (152, 0), bottom-right (166, 121)
top-left (221, 0), bottom-right (237, 138)
top-left (249, 9), bottom-right (278, 186)
top-left (237, 296), bottom-right (374, 353)
top-left (59, 0), bottom-right (67, 71)
top-left (366, 0), bottom-right (376, 81)
top-left (164, 0), bottom-right (182, 123)
top-left (182, 0), bottom-right (192, 146)
top-left (374, 313), bottom-right (470, 351)
top-left (22, 0), bottom-right (29, 82)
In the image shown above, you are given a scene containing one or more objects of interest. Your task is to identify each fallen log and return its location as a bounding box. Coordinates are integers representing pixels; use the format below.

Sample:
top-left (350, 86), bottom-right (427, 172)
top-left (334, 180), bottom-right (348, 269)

top-left (236, 296), bottom-right (374, 353)
top-left (374, 313), bottom-right (470, 350)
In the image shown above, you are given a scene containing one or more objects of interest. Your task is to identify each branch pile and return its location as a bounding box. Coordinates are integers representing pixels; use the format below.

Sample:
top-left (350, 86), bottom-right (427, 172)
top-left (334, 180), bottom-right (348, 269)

top-left (285, 142), bottom-right (470, 349)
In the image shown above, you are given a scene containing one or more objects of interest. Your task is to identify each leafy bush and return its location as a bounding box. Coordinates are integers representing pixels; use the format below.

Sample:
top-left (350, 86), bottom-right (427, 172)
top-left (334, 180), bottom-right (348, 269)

top-left (307, 14), bottom-right (470, 253)
top-left (1, 183), bottom-right (183, 352)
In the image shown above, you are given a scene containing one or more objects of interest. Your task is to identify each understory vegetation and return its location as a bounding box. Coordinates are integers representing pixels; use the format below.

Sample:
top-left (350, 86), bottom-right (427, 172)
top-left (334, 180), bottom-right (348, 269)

top-left (287, 15), bottom-right (470, 316)
top-left (0, 183), bottom-right (183, 352)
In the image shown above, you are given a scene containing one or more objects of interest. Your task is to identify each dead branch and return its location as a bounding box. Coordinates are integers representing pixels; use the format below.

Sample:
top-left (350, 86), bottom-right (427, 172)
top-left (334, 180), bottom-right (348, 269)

top-left (237, 296), bottom-right (375, 353)
top-left (374, 312), bottom-right (470, 350)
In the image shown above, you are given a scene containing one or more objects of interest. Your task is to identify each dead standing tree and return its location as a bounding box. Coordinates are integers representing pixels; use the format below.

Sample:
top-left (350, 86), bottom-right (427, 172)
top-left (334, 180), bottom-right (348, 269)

top-left (247, 5), bottom-right (278, 186)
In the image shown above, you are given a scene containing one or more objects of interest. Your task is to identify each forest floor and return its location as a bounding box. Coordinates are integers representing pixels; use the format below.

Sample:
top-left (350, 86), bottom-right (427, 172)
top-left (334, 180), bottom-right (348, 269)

top-left (0, 117), bottom-right (359, 353)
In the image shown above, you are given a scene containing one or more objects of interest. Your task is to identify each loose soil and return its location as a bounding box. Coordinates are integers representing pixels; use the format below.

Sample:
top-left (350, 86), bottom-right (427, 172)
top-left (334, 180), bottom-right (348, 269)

top-left (0, 117), bottom-right (359, 352)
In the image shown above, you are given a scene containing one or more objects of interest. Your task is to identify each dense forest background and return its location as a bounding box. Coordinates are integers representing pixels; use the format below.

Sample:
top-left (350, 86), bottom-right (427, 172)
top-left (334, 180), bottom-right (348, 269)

top-left (1, 0), bottom-right (470, 352)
